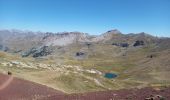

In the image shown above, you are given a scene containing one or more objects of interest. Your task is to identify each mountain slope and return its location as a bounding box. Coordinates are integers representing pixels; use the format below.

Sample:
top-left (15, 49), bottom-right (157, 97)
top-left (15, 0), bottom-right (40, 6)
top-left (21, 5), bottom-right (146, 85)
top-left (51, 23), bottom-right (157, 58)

top-left (0, 29), bottom-right (170, 93)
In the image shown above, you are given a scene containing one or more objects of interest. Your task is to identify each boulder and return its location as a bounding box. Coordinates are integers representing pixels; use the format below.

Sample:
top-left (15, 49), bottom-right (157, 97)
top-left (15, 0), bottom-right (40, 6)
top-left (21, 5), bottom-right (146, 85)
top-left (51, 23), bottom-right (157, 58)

top-left (76, 52), bottom-right (85, 56)
top-left (8, 71), bottom-right (12, 75)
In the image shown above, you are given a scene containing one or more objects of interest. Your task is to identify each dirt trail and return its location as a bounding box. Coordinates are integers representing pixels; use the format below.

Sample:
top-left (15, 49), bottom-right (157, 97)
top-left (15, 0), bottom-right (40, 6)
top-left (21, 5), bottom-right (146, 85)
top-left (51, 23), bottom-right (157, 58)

top-left (0, 76), bottom-right (13, 90)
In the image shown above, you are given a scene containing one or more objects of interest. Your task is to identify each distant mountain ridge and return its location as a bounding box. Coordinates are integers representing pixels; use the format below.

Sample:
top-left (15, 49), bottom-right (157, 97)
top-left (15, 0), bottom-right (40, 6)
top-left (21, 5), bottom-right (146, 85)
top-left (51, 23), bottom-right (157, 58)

top-left (0, 29), bottom-right (169, 58)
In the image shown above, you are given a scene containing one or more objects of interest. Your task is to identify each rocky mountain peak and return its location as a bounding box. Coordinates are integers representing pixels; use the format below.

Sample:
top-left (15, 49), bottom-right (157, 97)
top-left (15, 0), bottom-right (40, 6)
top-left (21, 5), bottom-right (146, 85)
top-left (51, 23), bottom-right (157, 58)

top-left (41, 31), bottom-right (89, 46)
top-left (106, 29), bottom-right (122, 34)
top-left (102, 29), bottom-right (121, 36)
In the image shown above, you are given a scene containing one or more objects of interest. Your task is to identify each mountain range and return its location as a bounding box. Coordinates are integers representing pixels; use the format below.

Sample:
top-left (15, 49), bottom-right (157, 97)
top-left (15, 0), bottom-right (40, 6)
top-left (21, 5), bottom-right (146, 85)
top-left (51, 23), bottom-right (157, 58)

top-left (0, 29), bottom-right (169, 58)
top-left (0, 29), bottom-right (170, 93)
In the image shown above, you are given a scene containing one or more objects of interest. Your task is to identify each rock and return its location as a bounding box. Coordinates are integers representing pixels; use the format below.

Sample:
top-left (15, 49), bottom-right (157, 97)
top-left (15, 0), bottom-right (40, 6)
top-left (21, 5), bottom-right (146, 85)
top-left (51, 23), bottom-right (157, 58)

top-left (11, 61), bottom-right (20, 65)
top-left (76, 52), bottom-right (85, 56)
top-left (4, 47), bottom-right (9, 52)
top-left (74, 51), bottom-right (87, 60)
top-left (8, 71), bottom-right (12, 75)
top-left (14, 50), bottom-right (22, 53)
top-left (0, 44), bottom-right (9, 52)
top-left (112, 43), bottom-right (129, 47)
top-left (133, 40), bottom-right (144, 47)
top-left (22, 46), bottom-right (53, 57)
top-left (144, 94), bottom-right (166, 100)
top-left (32, 46), bottom-right (53, 58)
top-left (119, 43), bottom-right (129, 47)
top-left (86, 69), bottom-right (102, 75)
top-left (147, 54), bottom-right (156, 58)
top-left (112, 43), bottom-right (119, 46)
top-left (85, 42), bottom-right (91, 49)
top-left (22, 47), bottom-right (37, 57)
top-left (42, 32), bottom-right (55, 40)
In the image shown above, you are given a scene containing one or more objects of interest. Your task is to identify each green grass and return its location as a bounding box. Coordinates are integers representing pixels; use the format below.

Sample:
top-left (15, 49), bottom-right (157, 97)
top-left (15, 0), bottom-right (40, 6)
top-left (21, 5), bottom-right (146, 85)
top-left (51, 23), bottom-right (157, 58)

top-left (0, 45), bottom-right (170, 93)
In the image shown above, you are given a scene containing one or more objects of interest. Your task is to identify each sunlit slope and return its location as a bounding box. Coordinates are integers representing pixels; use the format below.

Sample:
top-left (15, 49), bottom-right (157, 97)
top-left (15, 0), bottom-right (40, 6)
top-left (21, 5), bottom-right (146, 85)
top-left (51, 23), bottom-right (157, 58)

top-left (0, 30), bottom-right (170, 93)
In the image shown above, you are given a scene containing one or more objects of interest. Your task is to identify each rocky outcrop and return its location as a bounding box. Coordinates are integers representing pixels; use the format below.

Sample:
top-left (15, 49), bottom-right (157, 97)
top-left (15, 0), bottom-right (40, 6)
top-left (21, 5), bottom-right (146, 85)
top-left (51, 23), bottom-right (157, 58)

top-left (32, 46), bottom-right (53, 57)
top-left (42, 32), bottom-right (89, 46)
top-left (0, 45), bottom-right (9, 52)
top-left (91, 29), bottom-right (123, 42)
top-left (76, 52), bottom-right (85, 56)
top-left (112, 43), bottom-right (129, 47)
top-left (133, 40), bottom-right (144, 47)
top-left (22, 47), bottom-right (37, 57)
top-left (22, 46), bottom-right (53, 57)
top-left (74, 51), bottom-right (87, 60)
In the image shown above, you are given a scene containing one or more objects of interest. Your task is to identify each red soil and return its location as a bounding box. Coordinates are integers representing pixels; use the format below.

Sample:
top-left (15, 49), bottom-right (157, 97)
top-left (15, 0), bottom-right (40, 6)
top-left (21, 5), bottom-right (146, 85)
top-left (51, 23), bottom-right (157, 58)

top-left (41, 87), bottom-right (170, 100)
top-left (0, 73), bottom-right (64, 100)
top-left (0, 73), bottom-right (170, 100)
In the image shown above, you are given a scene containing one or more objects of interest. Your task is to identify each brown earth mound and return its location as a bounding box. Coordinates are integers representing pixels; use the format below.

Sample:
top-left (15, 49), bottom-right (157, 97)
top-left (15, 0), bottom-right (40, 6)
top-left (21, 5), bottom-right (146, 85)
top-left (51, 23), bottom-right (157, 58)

top-left (41, 87), bottom-right (170, 100)
top-left (0, 73), bottom-right (64, 100)
top-left (0, 73), bottom-right (170, 100)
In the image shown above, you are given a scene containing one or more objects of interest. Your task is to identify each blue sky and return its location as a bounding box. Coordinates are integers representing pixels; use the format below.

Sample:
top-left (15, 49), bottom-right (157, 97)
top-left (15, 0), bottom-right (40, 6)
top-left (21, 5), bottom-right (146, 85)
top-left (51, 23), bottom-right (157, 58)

top-left (0, 0), bottom-right (170, 37)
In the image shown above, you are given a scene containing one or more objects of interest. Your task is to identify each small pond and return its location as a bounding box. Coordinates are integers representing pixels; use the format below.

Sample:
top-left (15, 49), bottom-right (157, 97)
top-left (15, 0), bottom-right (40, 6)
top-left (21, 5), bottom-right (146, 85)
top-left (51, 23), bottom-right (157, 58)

top-left (104, 73), bottom-right (118, 79)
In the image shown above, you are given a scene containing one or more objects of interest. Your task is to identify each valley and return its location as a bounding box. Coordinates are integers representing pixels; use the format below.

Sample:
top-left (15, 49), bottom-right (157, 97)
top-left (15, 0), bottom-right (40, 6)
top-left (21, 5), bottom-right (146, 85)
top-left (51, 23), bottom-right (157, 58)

top-left (0, 29), bottom-right (170, 95)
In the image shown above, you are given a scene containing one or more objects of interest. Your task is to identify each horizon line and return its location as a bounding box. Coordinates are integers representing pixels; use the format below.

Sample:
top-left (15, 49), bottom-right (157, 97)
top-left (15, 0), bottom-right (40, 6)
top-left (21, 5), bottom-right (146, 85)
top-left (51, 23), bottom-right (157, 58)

top-left (0, 28), bottom-right (169, 38)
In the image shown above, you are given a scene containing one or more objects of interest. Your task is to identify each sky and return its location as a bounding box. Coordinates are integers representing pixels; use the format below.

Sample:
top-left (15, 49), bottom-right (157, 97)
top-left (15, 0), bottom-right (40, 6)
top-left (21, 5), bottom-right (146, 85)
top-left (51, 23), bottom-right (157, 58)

top-left (0, 0), bottom-right (170, 37)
